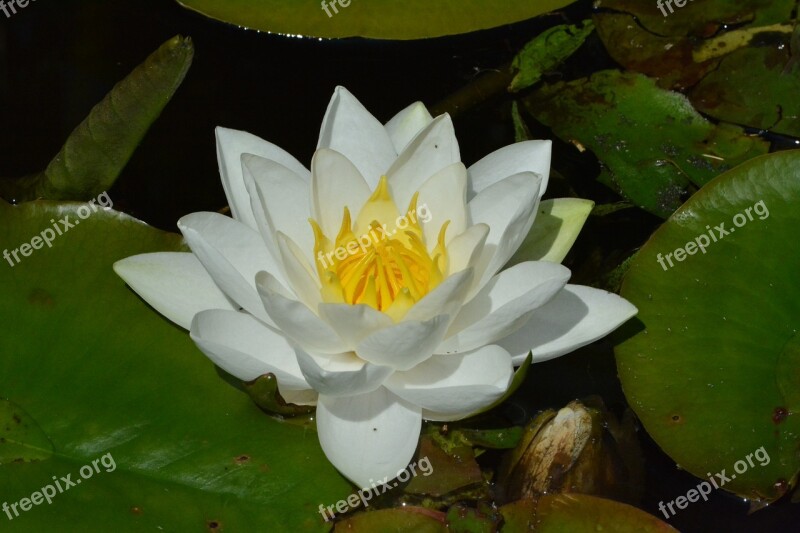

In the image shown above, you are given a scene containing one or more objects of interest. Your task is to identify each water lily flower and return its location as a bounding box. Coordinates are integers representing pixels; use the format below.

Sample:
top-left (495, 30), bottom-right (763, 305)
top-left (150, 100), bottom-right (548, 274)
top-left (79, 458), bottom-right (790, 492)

top-left (114, 86), bottom-right (637, 489)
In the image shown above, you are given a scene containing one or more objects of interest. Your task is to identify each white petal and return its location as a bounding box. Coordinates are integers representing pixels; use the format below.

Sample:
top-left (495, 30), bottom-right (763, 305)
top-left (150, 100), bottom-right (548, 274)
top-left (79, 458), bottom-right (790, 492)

top-left (310, 148), bottom-right (372, 236)
top-left (256, 271), bottom-right (348, 355)
top-left (216, 127), bottom-right (309, 230)
top-left (296, 350), bottom-right (393, 397)
top-left (275, 232), bottom-right (321, 307)
top-left (316, 388), bottom-right (421, 489)
top-left (499, 284), bottom-right (638, 365)
top-left (384, 101), bottom-right (433, 153)
top-left (113, 252), bottom-right (236, 330)
top-left (242, 154), bottom-right (314, 264)
top-left (189, 309), bottom-right (309, 390)
top-left (317, 86), bottom-right (397, 188)
top-left (416, 162), bottom-right (468, 248)
top-left (178, 212), bottom-right (282, 325)
top-left (507, 198), bottom-right (594, 266)
top-left (387, 114), bottom-right (461, 212)
top-left (404, 268), bottom-right (473, 324)
top-left (446, 224), bottom-right (489, 276)
top-left (319, 303), bottom-right (394, 349)
top-left (385, 345), bottom-right (513, 418)
top-left (441, 261), bottom-right (571, 353)
top-left (467, 172), bottom-right (541, 292)
top-left (467, 140), bottom-right (551, 200)
top-left (356, 316), bottom-right (450, 371)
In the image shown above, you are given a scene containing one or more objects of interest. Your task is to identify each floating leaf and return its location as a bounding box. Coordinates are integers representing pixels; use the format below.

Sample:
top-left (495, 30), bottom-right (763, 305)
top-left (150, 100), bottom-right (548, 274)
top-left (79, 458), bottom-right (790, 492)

top-left (0, 400), bottom-right (54, 465)
top-left (500, 493), bottom-right (678, 532)
top-left (334, 507), bottom-right (446, 532)
top-left (689, 44), bottom-right (800, 137)
top-left (0, 36), bottom-right (193, 203)
top-left (405, 436), bottom-right (483, 498)
top-left (243, 373), bottom-right (315, 417)
top-left (0, 200), bottom-right (351, 530)
top-left (592, 0), bottom-right (795, 89)
top-left (176, 0), bottom-right (577, 40)
top-left (524, 70), bottom-right (769, 218)
top-left (616, 151), bottom-right (800, 502)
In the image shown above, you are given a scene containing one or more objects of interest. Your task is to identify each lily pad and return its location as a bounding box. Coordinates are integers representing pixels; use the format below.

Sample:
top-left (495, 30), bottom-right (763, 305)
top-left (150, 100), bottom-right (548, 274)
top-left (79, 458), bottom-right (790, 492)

top-left (0, 200), bottom-right (351, 530)
top-left (689, 44), bottom-right (800, 137)
top-left (592, 0), bottom-right (795, 89)
top-left (524, 70), bottom-right (769, 218)
top-left (176, 0), bottom-right (577, 40)
top-left (0, 400), bottom-right (54, 465)
top-left (615, 150), bottom-right (800, 502)
top-left (500, 493), bottom-right (677, 532)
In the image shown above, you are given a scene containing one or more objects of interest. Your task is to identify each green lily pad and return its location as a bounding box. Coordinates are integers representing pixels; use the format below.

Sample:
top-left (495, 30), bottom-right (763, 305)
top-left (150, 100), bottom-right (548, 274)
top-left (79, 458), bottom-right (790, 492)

top-left (176, 0), bottom-right (577, 40)
top-left (0, 200), bottom-right (351, 530)
top-left (524, 70), bottom-right (769, 218)
top-left (0, 35), bottom-right (193, 203)
top-left (0, 400), bottom-right (54, 465)
top-left (615, 150), bottom-right (800, 501)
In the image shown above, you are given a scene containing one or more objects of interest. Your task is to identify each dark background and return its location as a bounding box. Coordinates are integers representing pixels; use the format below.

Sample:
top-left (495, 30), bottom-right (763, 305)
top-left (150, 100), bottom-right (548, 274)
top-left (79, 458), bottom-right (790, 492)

top-left (1, 1), bottom-right (798, 531)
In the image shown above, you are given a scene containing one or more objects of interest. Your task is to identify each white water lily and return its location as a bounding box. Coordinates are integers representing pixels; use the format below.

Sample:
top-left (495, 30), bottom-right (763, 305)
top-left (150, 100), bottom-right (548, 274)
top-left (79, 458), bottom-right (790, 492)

top-left (114, 86), bottom-right (636, 489)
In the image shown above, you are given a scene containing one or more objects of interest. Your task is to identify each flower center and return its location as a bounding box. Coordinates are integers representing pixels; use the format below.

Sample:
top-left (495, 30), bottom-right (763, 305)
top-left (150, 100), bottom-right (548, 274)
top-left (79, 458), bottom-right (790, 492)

top-left (311, 176), bottom-right (448, 320)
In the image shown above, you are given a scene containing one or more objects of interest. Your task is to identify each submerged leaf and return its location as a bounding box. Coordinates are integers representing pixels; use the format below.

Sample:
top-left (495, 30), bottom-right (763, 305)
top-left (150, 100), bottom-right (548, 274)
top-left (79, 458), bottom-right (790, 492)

top-left (509, 21), bottom-right (595, 92)
top-left (0, 36), bottom-right (193, 203)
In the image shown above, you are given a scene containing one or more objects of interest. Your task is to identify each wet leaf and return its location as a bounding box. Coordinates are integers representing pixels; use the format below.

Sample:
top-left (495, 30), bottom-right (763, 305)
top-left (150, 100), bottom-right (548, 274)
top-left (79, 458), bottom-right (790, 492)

top-left (524, 70), bottom-right (769, 218)
top-left (0, 200), bottom-right (351, 530)
top-left (0, 36), bottom-right (193, 203)
top-left (689, 44), bottom-right (800, 137)
top-left (499, 493), bottom-right (678, 532)
top-left (243, 373), bottom-right (315, 417)
top-left (0, 400), bottom-right (54, 465)
top-left (333, 507), bottom-right (447, 532)
top-left (616, 150), bottom-right (800, 502)
top-left (592, 0), bottom-right (795, 89)
top-left (405, 436), bottom-right (483, 498)
top-left (176, 0), bottom-right (577, 40)
top-left (446, 503), bottom-right (501, 532)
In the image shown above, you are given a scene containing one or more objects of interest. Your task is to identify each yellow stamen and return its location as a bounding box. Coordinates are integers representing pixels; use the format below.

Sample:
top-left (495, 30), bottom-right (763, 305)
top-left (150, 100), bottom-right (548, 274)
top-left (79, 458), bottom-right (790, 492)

top-left (311, 175), bottom-right (450, 319)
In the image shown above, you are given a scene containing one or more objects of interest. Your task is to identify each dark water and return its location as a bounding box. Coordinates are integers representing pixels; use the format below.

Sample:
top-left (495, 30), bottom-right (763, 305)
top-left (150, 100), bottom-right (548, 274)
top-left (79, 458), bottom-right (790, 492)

top-left (1, 1), bottom-right (798, 531)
